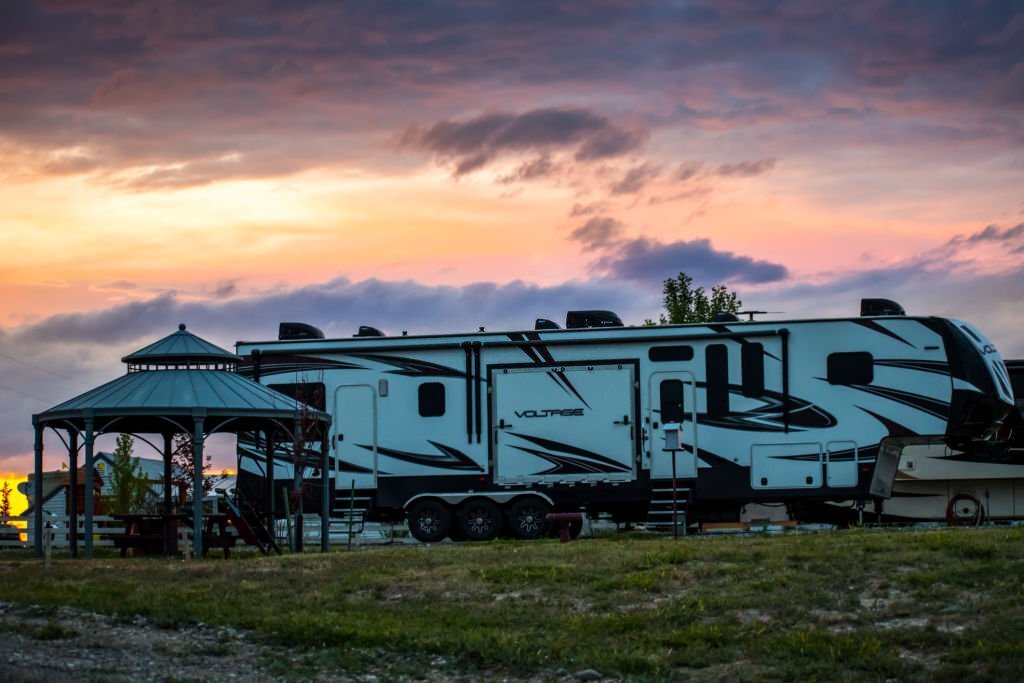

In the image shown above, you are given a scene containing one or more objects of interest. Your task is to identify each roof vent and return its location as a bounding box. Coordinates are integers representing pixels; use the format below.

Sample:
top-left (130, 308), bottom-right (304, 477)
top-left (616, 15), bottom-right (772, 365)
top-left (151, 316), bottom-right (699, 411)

top-left (278, 322), bottom-right (325, 340)
top-left (535, 318), bottom-right (561, 330)
top-left (713, 311), bottom-right (741, 322)
top-left (566, 310), bottom-right (624, 329)
top-left (355, 325), bottom-right (385, 337)
top-left (860, 299), bottom-right (906, 317)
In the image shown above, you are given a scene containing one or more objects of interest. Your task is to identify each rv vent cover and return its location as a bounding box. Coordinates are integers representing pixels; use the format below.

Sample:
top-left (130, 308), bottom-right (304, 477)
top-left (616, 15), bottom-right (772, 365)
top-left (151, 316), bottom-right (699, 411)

top-left (565, 310), bottom-right (624, 329)
top-left (279, 322), bottom-right (325, 340)
top-left (535, 318), bottom-right (561, 330)
top-left (713, 311), bottom-right (741, 322)
top-left (860, 298), bottom-right (906, 316)
top-left (355, 325), bottom-right (385, 337)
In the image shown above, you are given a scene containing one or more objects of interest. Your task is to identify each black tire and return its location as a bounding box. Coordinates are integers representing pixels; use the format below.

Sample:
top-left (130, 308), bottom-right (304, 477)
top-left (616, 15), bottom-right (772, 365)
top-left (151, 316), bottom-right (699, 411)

top-left (506, 498), bottom-right (551, 540)
top-left (457, 499), bottom-right (503, 541)
top-left (407, 499), bottom-right (452, 543)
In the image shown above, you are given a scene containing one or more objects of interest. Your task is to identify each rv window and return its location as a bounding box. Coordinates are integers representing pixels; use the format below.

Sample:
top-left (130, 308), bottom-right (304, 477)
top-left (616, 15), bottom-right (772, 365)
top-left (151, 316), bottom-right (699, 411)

top-left (827, 352), bottom-right (874, 385)
top-left (741, 343), bottom-right (765, 397)
top-left (649, 346), bottom-right (694, 362)
top-left (418, 382), bottom-right (446, 417)
top-left (268, 382), bottom-right (326, 411)
top-left (659, 380), bottom-right (685, 423)
top-left (706, 345), bottom-right (730, 416)
top-left (1007, 366), bottom-right (1024, 399)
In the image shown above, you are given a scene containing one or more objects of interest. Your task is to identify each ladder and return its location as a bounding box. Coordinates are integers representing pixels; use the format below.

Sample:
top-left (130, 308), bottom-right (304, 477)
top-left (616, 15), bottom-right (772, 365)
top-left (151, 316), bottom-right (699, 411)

top-left (646, 482), bottom-right (692, 535)
top-left (331, 489), bottom-right (372, 539)
top-left (222, 494), bottom-right (281, 555)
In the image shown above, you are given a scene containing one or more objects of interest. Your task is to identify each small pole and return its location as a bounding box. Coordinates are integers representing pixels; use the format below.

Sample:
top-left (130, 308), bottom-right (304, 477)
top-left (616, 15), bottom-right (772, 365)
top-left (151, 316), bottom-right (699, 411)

top-left (671, 449), bottom-right (679, 541)
top-left (347, 479), bottom-right (356, 551)
top-left (282, 486), bottom-right (293, 552)
top-left (43, 522), bottom-right (53, 569)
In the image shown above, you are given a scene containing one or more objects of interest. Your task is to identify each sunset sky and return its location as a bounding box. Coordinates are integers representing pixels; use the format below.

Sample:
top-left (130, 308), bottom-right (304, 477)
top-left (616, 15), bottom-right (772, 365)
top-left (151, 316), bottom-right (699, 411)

top-left (0, 1), bottom-right (1022, 488)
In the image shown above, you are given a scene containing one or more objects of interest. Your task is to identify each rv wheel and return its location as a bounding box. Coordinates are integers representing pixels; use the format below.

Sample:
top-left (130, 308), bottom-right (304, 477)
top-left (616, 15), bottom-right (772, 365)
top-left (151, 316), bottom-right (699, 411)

top-left (506, 498), bottom-right (551, 540)
top-left (407, 500), bottom-right (452, 543)
top-left (946, 493), bottom-right (983, 526)
top-left (457, 499), bottom-right (503, 541)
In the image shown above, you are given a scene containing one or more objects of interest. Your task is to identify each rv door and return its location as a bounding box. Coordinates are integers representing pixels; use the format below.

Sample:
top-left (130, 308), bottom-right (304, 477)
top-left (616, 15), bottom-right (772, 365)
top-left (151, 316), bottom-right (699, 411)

top-left (492, 363), bottom-right (636, 484)
top-left (333, 385), bottom-right (378, 490)
top-left (648, 372), bottom-right (698, 479)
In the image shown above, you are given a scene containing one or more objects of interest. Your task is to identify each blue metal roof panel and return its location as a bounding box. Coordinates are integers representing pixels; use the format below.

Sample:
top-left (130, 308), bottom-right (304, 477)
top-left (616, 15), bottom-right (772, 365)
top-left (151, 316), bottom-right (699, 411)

top-left (121, 325), bottom-right (237, 364)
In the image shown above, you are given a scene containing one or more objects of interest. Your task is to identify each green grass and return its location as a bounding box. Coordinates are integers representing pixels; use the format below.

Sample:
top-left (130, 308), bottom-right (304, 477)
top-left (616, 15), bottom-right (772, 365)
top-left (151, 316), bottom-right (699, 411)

top-left (1, 528), bottom-right (1023, 681)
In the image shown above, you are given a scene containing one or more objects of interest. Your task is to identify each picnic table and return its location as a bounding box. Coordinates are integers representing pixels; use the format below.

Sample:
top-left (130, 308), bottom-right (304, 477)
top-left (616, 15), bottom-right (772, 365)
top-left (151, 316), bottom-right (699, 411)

top-left (111, 513), bottom-right (236, 558)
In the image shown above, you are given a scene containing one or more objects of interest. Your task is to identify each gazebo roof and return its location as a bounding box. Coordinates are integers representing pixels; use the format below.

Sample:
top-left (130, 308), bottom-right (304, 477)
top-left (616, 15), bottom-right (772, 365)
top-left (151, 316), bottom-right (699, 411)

top-left (121, 323), bottom-right (238, 365)
top-left (34, 325), bottom-right (329, 433)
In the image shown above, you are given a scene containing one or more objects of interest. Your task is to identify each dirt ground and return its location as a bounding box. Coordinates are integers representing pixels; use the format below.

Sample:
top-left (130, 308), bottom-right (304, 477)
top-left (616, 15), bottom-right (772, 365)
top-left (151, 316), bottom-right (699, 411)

top-left (0, 601), bottom-right (587, 683)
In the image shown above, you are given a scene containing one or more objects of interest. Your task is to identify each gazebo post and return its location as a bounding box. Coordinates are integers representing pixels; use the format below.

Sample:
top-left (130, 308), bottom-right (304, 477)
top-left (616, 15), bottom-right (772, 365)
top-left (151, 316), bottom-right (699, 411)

top-left (162, 432), bottom-right (173, 555)
top-left (320, 428), bottom-right (330, 553)
top-left (264, 429), bottom-right (275, 532)
top-left (192, 414), bottom-right (205, 558)
top-left (32, 418), bottom-right (43, 559)
top-left (68, 429), bottom-right (79, 557)
top-left (83, 416), bottom-right (95, 559)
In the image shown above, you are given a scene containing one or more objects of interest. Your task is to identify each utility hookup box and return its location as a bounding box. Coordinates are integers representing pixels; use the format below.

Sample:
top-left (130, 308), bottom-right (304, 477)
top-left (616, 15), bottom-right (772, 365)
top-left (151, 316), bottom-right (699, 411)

top-left (663, 423), bottom-right (684, 451)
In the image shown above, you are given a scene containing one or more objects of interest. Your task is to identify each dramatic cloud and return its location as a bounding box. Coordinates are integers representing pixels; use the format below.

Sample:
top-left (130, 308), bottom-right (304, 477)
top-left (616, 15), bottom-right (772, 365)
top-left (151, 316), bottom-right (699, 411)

top-left (597, 237), bottom-right (789, 285)
top-left (610, 163), bottom-right (661, 195)
top-left (713, 158), bottom-right (777, 178)
top-left (402, 108), bottom-right (647, 176)
top-left (499, 155), bottom-right (557, 184)
top-left (569, 217), bottom-right (625, 250)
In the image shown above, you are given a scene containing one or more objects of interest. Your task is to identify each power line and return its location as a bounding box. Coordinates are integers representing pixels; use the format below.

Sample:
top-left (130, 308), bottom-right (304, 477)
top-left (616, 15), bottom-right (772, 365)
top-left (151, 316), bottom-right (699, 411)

top-left (0, 382), bottom-right (54, 405)
top-left (0, 351), bottom-right (92, 386)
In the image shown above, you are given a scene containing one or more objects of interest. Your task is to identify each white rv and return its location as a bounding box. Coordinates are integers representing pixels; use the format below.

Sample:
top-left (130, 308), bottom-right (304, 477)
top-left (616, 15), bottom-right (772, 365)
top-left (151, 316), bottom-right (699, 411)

top-left (234, 303), bottom-right (1014, 541)
top-left (810, 360), bottom-right (1024, 524)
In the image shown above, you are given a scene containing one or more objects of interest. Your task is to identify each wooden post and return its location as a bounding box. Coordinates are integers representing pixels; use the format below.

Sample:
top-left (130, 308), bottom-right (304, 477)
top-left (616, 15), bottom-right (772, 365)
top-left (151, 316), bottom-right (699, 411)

top-left (68, 429), bottom-right (78, 557)
top-left (83, 417), bottom-right (94, 559)
top-left (192, 415), bottom-right (205, 559)
top-left (265, 430), bottom-right (275, 533)
top-left (162, 433), bottom-right (173, 555)
top-left (320, 428), bottom-right (330, 553)
top-left (32, 419), bottom-right (43, 559)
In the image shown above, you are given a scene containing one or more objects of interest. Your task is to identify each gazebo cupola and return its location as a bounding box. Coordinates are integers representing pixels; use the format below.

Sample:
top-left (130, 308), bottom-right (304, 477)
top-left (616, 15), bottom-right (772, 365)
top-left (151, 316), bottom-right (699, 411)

top-left (122, 323), bottom-right (239, 373)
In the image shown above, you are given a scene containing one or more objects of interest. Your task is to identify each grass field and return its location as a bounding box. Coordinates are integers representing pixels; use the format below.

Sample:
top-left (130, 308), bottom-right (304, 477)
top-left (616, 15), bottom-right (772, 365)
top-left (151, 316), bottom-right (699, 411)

top-left (1, 528), bottom-right (1023, 681)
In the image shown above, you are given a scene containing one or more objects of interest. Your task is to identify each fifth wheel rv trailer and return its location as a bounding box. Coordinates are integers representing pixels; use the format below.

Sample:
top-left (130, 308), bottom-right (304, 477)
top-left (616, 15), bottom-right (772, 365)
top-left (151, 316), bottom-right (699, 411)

top-left (807, 359), bottom-right (1024, 524)
top-left (234, 303), bottom-right (1014, 542)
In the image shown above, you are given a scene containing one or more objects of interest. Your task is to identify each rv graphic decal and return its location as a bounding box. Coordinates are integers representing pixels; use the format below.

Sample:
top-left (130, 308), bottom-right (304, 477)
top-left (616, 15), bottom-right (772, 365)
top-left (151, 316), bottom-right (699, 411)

top-left (873, 359), bottom-right (950, 376)
top-left (360, 441), bottom-right (483, 471)
top-left (507, 332), bottom-right (592, 408)
top-left (240, 353), bottom-right (366, 376)
top-left (508, 432), bottom-right (632, 475)
top-left (514, 408), bottom-right (585, 418)
top-left (845, 384), bottom-right (950, 420)
top-left (349, 353), bottom-right (466, 378)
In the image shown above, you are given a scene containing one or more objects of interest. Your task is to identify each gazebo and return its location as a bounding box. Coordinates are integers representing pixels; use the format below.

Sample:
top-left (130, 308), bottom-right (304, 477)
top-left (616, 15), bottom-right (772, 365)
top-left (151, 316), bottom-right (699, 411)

top-left (31, 324), bottom-right (332, 558)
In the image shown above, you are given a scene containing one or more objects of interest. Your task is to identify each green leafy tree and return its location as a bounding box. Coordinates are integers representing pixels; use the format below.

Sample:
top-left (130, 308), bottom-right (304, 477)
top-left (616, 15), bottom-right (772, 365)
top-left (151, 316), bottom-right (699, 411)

top-left (106, 433), bottom-right (151, 514)
top-left (171, 433), bottom-right (213, 505)
top-left (0, 480), bottom-right (11, 518)
top-left (648, 272), bottom-right (742, 324)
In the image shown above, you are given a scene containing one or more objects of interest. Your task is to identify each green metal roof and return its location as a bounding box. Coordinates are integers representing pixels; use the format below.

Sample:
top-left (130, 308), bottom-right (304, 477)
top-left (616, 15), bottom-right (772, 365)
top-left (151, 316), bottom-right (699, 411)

top-left (121, 324), bottom-right (238, 365)
top-left (37, 369), bottom-right (325, 423)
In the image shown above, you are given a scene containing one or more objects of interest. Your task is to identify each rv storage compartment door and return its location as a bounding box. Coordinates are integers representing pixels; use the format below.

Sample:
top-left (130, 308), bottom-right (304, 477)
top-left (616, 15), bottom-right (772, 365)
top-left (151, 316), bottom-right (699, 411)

top-left (751, 442), bottom-right (823, 490)
top-left (493, 363), bottom-right (636, 485)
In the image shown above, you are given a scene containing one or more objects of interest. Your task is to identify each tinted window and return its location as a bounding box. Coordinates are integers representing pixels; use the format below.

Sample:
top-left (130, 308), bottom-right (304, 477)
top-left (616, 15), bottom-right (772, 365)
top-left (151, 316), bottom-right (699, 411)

top-left (418, 382), bottom-right (446, 417)
top-left (268, 382), bottom-right (326, 410)
top-left (706, 345), bottom-right (729, 416)
top-left (659, 380), bottom-right (685, 423)
top-left (741, 343), bottom-right (765, 397)
top-left (827, 352), bottom-right (874, 385)
top-left (1007, 365), bottom-right (1024, 399)
top-left (649, 346), bottom-right (695, 362)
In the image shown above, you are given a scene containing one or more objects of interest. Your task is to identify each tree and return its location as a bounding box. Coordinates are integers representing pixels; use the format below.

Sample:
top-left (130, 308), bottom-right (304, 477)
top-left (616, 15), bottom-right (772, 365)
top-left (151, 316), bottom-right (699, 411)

top-left (171, 433), bottom-right (213, 505)
top-left (106, 433), bottom-right (151, 514)
top-left (650, 272), bottom-right (742, 324)
top-left (0, 480), bottom-right (11, 518)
